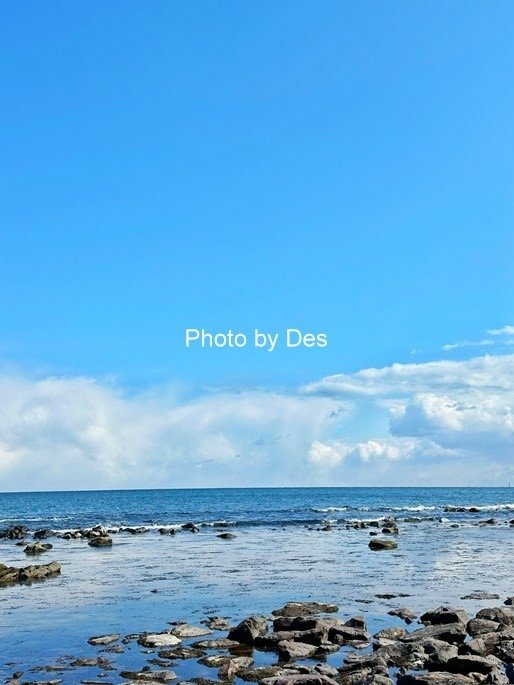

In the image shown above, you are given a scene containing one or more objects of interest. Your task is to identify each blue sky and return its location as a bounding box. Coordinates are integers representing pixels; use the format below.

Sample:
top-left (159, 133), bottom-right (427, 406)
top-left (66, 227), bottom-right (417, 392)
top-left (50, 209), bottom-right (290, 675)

top-left (0, 3), bottom-right (513, 489)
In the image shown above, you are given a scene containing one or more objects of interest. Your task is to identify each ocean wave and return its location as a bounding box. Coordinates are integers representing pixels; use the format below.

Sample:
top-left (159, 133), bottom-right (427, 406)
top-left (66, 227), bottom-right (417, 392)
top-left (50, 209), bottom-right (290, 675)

top-left (311, 507), bottom-right (348, 513)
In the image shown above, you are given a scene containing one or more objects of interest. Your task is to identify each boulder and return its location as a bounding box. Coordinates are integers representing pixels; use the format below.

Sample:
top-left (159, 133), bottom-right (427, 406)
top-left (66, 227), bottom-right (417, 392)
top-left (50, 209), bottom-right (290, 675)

top-left (475, 607), bottom-right (514, 627)
top-left (228, 616), bottom-right (268, 645)
top-left (138, 633), bottom-right (182, 648)
top-left (400, 622), bottom-right (467, 644)
top-left (420, 607), bottom-right (469, 626)
top-left (278, 640), bottom-right (319, 660)
top-left (170, 624), bottom-right (212, 638)
top-left (24, 543), bottom-right (52, 555)
top-left (368, 539), bottom-right (398, 551)
top-left (88, 536), bottom-right (112, 547)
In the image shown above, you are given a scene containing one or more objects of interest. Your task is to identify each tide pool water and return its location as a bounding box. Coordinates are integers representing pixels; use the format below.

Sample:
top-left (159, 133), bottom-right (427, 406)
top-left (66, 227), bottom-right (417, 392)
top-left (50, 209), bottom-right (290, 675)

top-left (0, 487), bottom-right (513, 680)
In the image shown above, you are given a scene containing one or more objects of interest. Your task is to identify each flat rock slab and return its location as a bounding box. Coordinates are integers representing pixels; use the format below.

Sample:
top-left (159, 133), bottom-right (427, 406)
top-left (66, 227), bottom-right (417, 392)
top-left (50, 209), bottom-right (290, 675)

top-left (261, 675), bottom-right (340, 685)
top-left (120, 671), bottom-right (177, 682)
top-left (171, 624), bottom-right (212, 638)
top-left (272, 603), bottom-right (339, 617)
top-left (88, 634), bottom-right (120, 646)
top-left (139, 634), bottom-right (182, 648)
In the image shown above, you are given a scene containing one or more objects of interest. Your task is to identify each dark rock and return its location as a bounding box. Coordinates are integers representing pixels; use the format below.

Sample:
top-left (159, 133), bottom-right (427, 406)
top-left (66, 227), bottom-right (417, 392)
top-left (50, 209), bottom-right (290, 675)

top-left (420, 607), bottom-right (469, 626)
top-left (228, 615), bottom-right (268, 645)
top-left (88, 536), bottom-right (112, 547)
top-left (444, 654), bottom-right (501, 675)
top-left (272, 602), bottom-right (339, 617)
top-left (476, 607), bottom-right (514, 627)
top-left (24, 543), bottom-right (52, 555)
top-left (217, 533), bottom-right (236, 540)
top-left (369, 538), bottom-right (398, 551)
top-left (0, 561), bottom-right (61, 585)
top-left (400, 622), bottom-right (467, 644)
top-left (460, 592), bottom-right (500, 600)
top-left (466, 618), bottom-right (501, 636)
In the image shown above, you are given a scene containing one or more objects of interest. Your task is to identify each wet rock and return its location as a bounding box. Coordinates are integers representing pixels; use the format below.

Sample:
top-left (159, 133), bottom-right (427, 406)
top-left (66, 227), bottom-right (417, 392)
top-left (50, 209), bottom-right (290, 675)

top-left (277, 640), bottom-right (319, 660)
top-left (88, 634), bottom-right (120, 646)
top-left (24, 543), bottom-right (52, 555)
top-left (119, 670), bottom-right (177, 682)
top-left (368, 539), bottom-right (398, 551)
top-left (0, 561), bottom-right (61, 585)
top-left (0, 525), bottom-right (28, 540)
top-left (466, 618), bottom-right (501, 636)
top-left (271, 602), bottom-right (339, 617)
top-left (397, 674), bottom-right (475, 685)
top-left (158, 647), bottom-right (205, 660)
top-left (121, 527), bottom-right (148, 534)
top-left (139, 634), bottom-right (182, 648)
top-left (170, 624), bottom-right (212, 638)
top-left (228, 616), bottom-right (268, 645)
top-left (261, 675), bottom-right (340, 685)
top-left (388, 608), bottom-right (417, 624)
top-left (443, 654), bottom-right (501, 675)
top-left (374, 627), bottom-right (408, 645)
top-left (217, 533), bottom-right (236, 540)
top-left (88, 536), bottom-right (113, 547)
top-left (475, 607), bottom-right (514, 627)
top-left (422, 638), bottom-right (459, 668)
top-left (218, 656), bottom-right (254, 679)
top-left (33, 529), bottom-right (54, 540)
top-left (192, 638), bottom-right (241, 650)
top-left (70, 657), bottom-right (112, 668)
top-left (420, 607), bottom-right (469, 626)
top-left (158, 528), bottom-right (177, 535)
top-left (399, 622), bottom-right (467, 644)
top-left (461, 592), bottom-right (500, 600)
top-left (240, 667), bottom-right (300, 682)
top-left (328, 624), bottom-right (370, 645)
top-left (202, 616), bottom-right (232, 631)
top-left (505, 598), bottom-right (514, 606)
top-left (181, 523), bottom-right (200, 533)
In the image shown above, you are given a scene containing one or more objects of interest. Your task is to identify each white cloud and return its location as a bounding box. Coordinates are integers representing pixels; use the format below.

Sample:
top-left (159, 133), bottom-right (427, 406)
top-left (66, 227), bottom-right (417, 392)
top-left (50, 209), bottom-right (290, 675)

top-left (488, 325), bottom-right (514, 336)
top-left (441, 339), bottom-right (494, 351)
top-left (0, 349), bottom-right (513, 489)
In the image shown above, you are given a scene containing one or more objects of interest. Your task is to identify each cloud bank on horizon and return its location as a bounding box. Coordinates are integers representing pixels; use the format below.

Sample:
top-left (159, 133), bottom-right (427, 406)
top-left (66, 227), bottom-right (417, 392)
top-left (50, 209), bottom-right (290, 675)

top-left (0, 329), bottom-right (513, 491)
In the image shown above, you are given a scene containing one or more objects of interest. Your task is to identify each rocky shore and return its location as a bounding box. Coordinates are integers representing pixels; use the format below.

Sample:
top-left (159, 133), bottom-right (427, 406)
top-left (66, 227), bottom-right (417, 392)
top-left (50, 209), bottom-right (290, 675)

top-left (4, 599), bottom-right (514, 685)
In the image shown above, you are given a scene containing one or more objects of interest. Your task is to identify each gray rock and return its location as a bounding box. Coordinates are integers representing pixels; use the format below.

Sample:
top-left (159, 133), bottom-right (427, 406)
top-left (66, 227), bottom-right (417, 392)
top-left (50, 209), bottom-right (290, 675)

top-left (119, 671), bottom-right (176, 683)
top-left (388, 607), bottom-right (417, 624)
top-left (278, 640), bottom-right (319, 660)
top-left (88, 634), bottom-right (120, 646)
top-left (170, 624), bottom-right (212, 638)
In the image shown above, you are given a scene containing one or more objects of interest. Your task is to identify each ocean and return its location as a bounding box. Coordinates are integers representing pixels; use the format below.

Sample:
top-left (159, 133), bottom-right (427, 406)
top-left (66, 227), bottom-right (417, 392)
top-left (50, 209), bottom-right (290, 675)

top-left (1, 487), bottom-right (513, 681)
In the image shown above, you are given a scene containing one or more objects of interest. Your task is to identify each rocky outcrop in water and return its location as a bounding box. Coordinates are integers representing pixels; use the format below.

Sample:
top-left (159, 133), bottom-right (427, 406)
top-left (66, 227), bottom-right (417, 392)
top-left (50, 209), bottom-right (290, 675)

top-left (0, 561), bottom-right (61, 585)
